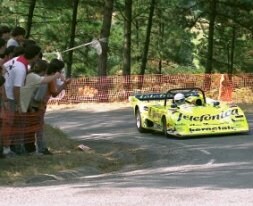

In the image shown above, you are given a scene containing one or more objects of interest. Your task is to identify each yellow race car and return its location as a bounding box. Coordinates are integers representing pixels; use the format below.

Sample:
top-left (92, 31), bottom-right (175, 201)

top-left (129, 87), bottom-right (249, 137)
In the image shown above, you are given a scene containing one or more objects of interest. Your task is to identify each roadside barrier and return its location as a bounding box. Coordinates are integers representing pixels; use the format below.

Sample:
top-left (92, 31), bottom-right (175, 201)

top-left (48, 74), bottom-right (253, 104)
top-left (0, 110), bottom-right (43, 153)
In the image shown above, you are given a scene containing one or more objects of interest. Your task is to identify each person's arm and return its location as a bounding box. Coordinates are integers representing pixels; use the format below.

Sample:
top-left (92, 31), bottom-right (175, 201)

top-left (41, 72), bottom-right (60, 84)
top-left (13, 86), bottom-right (21, 111)
top-left (1, 85), bottom-right (7, 101)
top-left (0, 75), bottom-right (5, 87)
top-left (1, 64), bottom-right (7, 75)
top-left (13, 64), bottom-right (26, 112)
top-left (48, 80), bottom-right (58, 97)
top-left (49, 78), bottom-right (71, 98)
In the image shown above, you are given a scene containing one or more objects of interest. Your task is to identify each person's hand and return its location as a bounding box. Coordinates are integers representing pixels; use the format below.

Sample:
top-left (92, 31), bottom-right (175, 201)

top-left (54, 72), bottom-right (61, 79)
top-left (0, 59), bottom-right (4, 67)
top-left (0, 75), bottom-right (5, 87)
top-left (62, 78), bottom-right (71, 89)
top-left (64, 78), bottom-right (71, 85)
top-left (2, 100), bottom-right (9, 110)
top-left (59, 73), bottom-right (65, 81)
top-left (15, 104), bottom-right (22, 113)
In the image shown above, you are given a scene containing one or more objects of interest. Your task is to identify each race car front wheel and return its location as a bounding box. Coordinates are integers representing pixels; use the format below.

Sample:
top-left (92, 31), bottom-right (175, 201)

top-left (135, 109), bottom-right (148, 133)
top-left (162, 117), bottom-right (169, 137)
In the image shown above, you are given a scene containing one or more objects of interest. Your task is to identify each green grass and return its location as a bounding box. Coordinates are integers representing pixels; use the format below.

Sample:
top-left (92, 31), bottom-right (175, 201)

top-left (0, 124), bottom-right (126, 186)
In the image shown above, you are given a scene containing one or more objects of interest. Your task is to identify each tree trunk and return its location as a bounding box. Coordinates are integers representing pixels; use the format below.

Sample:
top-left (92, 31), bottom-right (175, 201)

top-left (123, 0), bottom-right (132, 98)
top-left (205, 0), bottom-right (217, 74)
top-left (98, 0), bottom-right (114, 76)
top-left (228, 25), bottom-right (236, 76)
top-left (66, 0), bottom-right (79, 78)
top-left (158, 8), bottom-right (164, 75)
top-left (158, 59), bottom-right (162, 74)
top-left (139, 0), bottom-right (156, 76)
top-left (204, 0), bottom-right (217, 91)
top-left (97, 0), bottom-right (114, 102)
top-left (26, 0), bottom-right (36, 38)
top-left (123, 0), bottom-right (132, 76)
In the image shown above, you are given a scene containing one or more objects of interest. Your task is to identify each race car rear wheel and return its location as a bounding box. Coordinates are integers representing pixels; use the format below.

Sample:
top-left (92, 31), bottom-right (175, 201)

top-left (135, 109), bottom-right (148, 133)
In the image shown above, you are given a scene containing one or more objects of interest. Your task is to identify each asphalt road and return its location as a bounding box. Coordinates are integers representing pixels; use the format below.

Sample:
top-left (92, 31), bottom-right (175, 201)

top-left (0, 104), bottom-right (253, 206)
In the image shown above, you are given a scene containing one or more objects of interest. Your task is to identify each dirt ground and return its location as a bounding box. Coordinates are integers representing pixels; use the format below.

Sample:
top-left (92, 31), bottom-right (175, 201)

top-left (47, 102), bottom-right (131, 111)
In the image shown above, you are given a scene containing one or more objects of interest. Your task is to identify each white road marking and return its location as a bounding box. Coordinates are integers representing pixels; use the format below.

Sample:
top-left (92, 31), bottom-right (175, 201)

top-left (200, 149), bottom-right (211, 155)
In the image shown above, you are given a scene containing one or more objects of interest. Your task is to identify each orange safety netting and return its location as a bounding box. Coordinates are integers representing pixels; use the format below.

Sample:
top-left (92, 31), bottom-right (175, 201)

top-left (48, 74), bottom-right (253, 104)
top-left (0, 110), bottom-right (43, 150)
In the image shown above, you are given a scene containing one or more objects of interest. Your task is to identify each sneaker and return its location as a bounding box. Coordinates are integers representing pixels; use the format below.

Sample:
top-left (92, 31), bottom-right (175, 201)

top-left (4, 151), bottom-right (16, 158)
top-left (0, 153), bottom-right (5, 159)
top-left (29, 151), bottom-right (43, 156)
top-left (40, 148), bottom-right (53, 155)
top-left (12, 144), bottom-right (27, 155)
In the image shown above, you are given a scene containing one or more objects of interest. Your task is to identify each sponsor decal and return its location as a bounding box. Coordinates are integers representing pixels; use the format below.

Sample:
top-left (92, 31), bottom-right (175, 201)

top-left (190, 126), bottom-right (234, 132)
top-left (177, 108), bottom-right (239, 122)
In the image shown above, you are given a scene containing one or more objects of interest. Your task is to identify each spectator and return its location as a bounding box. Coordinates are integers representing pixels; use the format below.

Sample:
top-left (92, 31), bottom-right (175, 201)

top-left (0, 25), bottom-right (11, 41)
top-left (46, 59), bottom-right (71, 101)
top-left (3, 45), bottom-right (15, 57)
top-left (23, 39), bottom-right (36, 48)
top-left (1, 44), bottom-right (41, 156)
top-left (0, 38), bottom-right (6, 115)
top-left (0, 75), bottom-right (5, 87)
top-left (0, 75), bottom-right (5, 158)
top-left (0, 38), bottom-right (6, 58)
top-left (12, 46), bottom-right (25, 57)
top-left (0, 46), bottom-right (17, 65)
top-left (0, 46), bottom-right (25, 72)
top-left (30, 58), bottom-right (71, 155)
top-left (20, 59), bottom-right (61, 113)
top-left (7, 26), bottom-right (26, 48)
top-left (20, 59), bottom-right (60, 153)
top-left (0, 38), bottom-right (7, 73)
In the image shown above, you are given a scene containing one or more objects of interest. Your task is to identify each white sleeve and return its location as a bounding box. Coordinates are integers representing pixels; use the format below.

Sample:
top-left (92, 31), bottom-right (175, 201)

top-left (13, 66), bottom-right (27, 87)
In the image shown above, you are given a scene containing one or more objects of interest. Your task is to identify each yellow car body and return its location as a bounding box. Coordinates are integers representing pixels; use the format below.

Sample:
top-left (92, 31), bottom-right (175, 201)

top-left (129, 88), bottom-right (249, 137)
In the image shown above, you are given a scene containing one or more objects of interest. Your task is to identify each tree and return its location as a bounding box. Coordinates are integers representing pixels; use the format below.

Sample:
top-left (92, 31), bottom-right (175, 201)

top-left (205, 0), bottom-right (217, 74)
top-left (66, 0), bottom-right (79, 77)
top-left (26, 0), bottom-right (37, 38)
top-left (98, 0), bottom-right (114, 76)
top-left (123, 0), bottom-right (132, 76)
top-left (139, 0), bottom-right (156, 75)
top-left (1, 0), bottom-right (253, 76)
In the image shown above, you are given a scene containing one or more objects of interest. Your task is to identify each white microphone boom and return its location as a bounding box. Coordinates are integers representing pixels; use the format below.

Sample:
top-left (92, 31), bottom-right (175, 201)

top-left (61, 38), bottom-right (106, 55)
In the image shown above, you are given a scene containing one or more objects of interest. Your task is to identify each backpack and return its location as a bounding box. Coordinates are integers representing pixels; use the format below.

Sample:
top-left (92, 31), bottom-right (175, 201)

top-left (29, 84), bottom-right (48, 110)
top-left (33, 84), bottom-right (48, 102)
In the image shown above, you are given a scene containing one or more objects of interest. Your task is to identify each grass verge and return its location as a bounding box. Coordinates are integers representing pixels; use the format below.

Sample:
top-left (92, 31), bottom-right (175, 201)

top-left (0, 124), bottom-right (139, 186)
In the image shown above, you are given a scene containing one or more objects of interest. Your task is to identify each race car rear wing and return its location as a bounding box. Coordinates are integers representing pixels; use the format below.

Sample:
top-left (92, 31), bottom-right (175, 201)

top-left (134, 93), bottom-right (170, 101)
top-left (133, 88), bottom-right (204, 101)
top-left (129, 88), bottom-right (206, 107)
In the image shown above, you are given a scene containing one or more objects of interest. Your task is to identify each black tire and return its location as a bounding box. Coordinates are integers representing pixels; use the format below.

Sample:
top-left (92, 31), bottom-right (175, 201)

top-left (135, 109), bottom-right (147, 133)
top-left (162, 117), bottom-right (169, 137)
